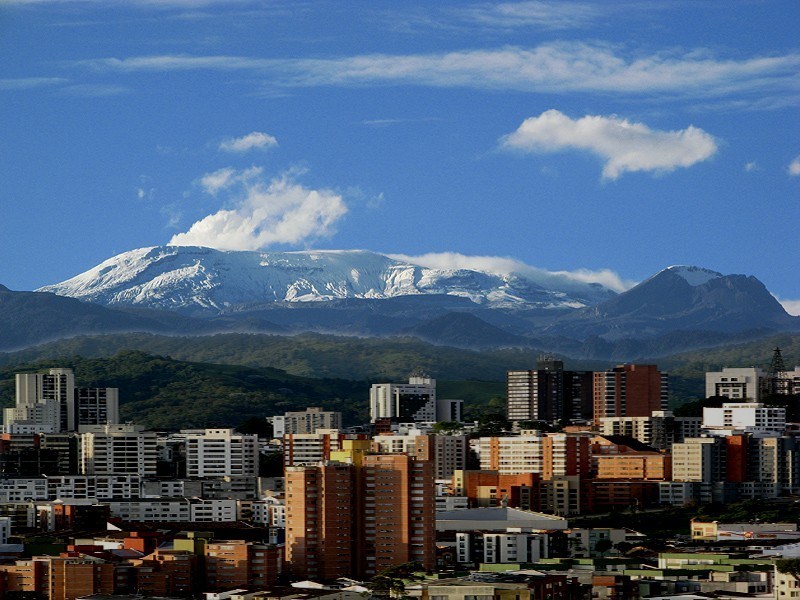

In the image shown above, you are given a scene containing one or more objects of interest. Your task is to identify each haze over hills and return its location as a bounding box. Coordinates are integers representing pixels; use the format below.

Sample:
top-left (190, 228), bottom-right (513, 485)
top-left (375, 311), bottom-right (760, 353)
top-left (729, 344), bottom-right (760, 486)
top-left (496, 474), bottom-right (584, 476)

top-left (0, 246), bottom-right (796, 358)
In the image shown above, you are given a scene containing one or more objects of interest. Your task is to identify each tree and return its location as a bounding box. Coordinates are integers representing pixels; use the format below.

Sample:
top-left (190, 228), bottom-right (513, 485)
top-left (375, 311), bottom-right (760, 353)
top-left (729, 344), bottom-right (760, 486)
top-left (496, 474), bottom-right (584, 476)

top-left (594, 538), bottom-right (613, 556)
top-left (431, 421), bottom-right (464, 435)
top-left (474, 412), bottom-right (511, 437)
top-left (369, 562), bottom-right (425, 598)
top-left (236, 416), bottom-right (273, 438)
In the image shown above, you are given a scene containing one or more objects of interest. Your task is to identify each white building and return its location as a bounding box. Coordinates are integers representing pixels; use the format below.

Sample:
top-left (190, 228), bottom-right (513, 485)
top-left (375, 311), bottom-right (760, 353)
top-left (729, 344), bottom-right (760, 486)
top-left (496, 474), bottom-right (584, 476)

top-left (185, 428), bottom-right (259, 478)
top-left (270, 407), bottom-right (342, 437)
top-left (703, 402), bottom-right (786, 436)
top-left (598, 411), bottom-right (702, 450)
top-left (369, 376), bottom-right (437, 422)
top-left (477, 430), bottom-right (543, 475)
top-left (105, 497), bottom-right (237, 522)
top-left (705, 367), bottom-right (766, 401)
top-left (80, 424), bottom-right (157, 477)
top-left (456, 530), bottom-right (549, 564)
top-left (3, 368), bottom-right (119, 434)
top-left (373, 431), bottom-right (468, 480)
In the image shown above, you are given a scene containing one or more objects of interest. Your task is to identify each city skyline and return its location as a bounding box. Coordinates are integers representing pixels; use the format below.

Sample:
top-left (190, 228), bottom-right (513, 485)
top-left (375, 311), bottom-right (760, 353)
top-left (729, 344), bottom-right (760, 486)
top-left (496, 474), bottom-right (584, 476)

top-left (1, 1), bottom-right (798, 313)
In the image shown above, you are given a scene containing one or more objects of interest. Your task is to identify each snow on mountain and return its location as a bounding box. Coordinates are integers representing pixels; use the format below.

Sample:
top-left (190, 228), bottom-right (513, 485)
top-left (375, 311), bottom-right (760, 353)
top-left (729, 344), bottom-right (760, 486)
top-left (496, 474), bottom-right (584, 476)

top-left (37, 246), bottom-right (617, 314)
top-left (664, 265), bottom-right (723, 286)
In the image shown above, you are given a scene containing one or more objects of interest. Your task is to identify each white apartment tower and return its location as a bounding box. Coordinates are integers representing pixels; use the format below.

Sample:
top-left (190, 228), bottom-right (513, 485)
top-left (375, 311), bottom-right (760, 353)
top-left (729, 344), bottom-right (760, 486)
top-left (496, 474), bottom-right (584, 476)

top-left (477, 430), bottom-right (544, 475)
top-left (703, 402), bottom-right (786, 437)
top-left (369, 376), bottom-right (436, 423)
top-left (4, 368), bottom-right (119, 434)
top-left (185, 428), bottom-right (259, 478)
top-left (80, 424), bottom-right (157, 477)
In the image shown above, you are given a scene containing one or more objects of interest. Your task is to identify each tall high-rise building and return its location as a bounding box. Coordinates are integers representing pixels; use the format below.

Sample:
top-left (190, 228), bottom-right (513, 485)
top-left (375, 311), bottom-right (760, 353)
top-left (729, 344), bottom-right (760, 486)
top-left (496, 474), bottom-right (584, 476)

top-left (369, 376), bottom-right (437, 423)
top-left (4, 369), bottom-right (118, 434)
top-left (284, 453), bottom-right (436, 580)
top-left (285, 462), bottom-right (355, 580)
top-left (593, 364), bottom-right (668, 423)
top-left (506, 359), bottom-right (593, 423)
top-left (360, 453), bottom-right (435, 576)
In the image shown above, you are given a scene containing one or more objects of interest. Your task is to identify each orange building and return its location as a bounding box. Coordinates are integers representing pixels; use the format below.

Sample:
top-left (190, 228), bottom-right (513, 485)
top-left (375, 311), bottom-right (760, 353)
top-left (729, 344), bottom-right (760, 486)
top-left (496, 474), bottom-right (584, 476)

top-left (0, 560), bottom-right (46, 596)
top-left (594, 453), bottom-right (671, 480)
top-left (360, 453), bottom-right (435, 577)
top-left (542, 433), bottom-right (591, 480)
top-left (204, 540), bottom-right (281, 591)
top-left (451, 470), bottom-right (541, 510)
top-left (285, 462), bottom-right (355, 580)
top-left (285, 453), bottom-right (436, 581)
top-left (48, 558), bottom-right (117, 600)
top-left (130, 549), bottom-right (197, 597)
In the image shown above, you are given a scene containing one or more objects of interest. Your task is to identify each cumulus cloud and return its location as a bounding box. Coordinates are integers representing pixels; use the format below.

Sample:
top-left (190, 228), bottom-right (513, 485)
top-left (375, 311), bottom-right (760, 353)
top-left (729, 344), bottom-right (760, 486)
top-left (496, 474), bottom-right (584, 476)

top-left (219, 131), bottom-right (278, 153)
top-left (389, 251), bottom-right (636, 293)
top-left (501, 109), bottom-right (717, 179)
top-left (169, 170), bottom-right (347, 251)
top-left (789, 155), bottom-right (800, 176)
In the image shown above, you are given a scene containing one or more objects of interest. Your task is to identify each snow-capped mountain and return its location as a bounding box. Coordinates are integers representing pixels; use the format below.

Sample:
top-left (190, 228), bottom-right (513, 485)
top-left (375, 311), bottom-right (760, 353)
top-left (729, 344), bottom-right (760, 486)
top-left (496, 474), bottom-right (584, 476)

top-left (37, 246), bottom-right (617, 314)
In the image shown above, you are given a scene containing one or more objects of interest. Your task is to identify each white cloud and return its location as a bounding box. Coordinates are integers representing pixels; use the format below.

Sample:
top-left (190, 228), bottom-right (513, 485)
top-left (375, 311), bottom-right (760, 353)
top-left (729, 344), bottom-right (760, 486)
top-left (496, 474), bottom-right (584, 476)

top-left (199, 166), bottom-right (263, 195)
top-left (219, 131), bottom-right (278, 153)
top-left (389, 251), bottom-right (636, 293)
top-left (77, 44), bottom-right (800, 101)
top-left (460, 1), bottom-right (600, 30)
top-left (789, 155), bottom-right (800, 176)
top-left (0, 77), bottom-right (68, 90)
top-left (744, 161), bottom-right (758, 172)
top-left (501, 109), bottom-right (717, 179)
top-left (169, 170), bottom-right (347, 251)
top-left (776, 297), bottom-right (800, 317)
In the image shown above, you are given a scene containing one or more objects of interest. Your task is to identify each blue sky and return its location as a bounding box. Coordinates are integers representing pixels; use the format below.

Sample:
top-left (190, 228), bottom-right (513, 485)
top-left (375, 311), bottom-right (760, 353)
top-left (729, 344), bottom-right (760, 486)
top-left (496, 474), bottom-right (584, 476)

top-left (1, 0), bottom-right (799, 312)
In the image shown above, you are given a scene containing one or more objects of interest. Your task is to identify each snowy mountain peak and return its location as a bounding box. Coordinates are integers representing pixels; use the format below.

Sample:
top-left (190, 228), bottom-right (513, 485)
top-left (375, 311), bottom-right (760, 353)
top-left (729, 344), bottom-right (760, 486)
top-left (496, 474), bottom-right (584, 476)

top-left (663, 265), bottom-right (723, 286)
top-left (37, 246), bottom-right (617, 314)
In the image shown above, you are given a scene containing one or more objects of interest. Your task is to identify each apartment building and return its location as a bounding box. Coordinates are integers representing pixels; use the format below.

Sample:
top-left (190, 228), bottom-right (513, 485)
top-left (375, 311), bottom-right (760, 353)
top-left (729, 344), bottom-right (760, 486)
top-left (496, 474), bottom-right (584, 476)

top-left (80, 424), bottom-right (157, 477)
top-left (506, 359), bottom-right (593, 423)
top-left (184, 428), bottom-right (259, 478)
top-left (369, 376), bottom-right (437, 422)
top-left (593, 364), bottom-right (668, 422)
top-left (284, 453), bottom-right (436, 580)
top-left (270, 407), bottom-right (342, 437)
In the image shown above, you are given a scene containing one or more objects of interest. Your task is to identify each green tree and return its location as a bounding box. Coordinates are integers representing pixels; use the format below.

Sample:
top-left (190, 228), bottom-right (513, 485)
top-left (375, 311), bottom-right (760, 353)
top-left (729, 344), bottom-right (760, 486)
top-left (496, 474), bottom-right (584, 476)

top-left (431, 421), bottom-right (464, 435)
top-left (594, 538), bottom-right (613, 556)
